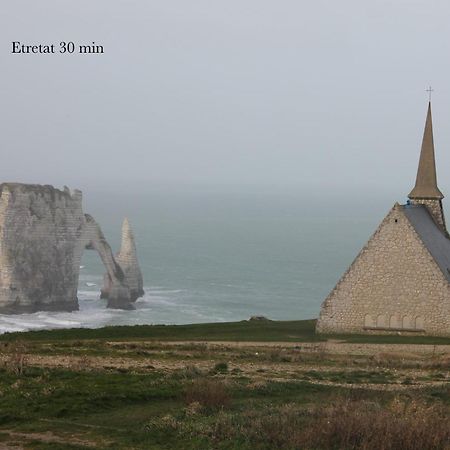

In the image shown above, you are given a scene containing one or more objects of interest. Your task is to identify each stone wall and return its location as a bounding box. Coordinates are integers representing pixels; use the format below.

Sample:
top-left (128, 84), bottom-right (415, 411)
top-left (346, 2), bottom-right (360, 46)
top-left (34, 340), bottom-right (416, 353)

top-left (316, 203), bottom-right (450, 336)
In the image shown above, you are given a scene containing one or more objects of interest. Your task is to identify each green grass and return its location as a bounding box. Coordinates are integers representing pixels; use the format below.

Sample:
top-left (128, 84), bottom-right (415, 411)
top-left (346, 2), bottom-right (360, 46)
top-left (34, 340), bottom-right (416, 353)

top-left (0, 320), bottom-right (321, 343)
top-left (0, 366), bottom-right (345, 449)
top-left (0, 318), bottom-right (449, 448)
top-left (0, 368), bottom-right (179, 426)
top-left (1, 319), bottom-right (450, 345)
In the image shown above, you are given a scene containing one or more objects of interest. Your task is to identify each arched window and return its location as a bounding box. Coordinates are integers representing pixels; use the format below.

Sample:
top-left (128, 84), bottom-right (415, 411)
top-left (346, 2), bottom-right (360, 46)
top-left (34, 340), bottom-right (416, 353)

top-left (390, 315), bottom-right (400, 329)
top-left (402, 316), bottom-right (413, 329)
top-left (415, 316), bottom-right (425, 330)
top-left (377, 314), bottom-right (387, 328)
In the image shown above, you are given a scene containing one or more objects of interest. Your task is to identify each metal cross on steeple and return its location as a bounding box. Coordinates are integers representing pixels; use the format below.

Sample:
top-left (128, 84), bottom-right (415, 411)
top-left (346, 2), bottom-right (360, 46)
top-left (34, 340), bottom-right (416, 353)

top-left (426, 86), bottom-right (434, 102)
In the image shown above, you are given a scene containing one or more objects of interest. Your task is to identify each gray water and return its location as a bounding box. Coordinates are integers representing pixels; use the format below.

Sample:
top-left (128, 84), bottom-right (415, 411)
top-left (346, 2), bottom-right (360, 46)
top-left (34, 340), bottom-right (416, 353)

top-left (0, 187), bottom-right (399, 333)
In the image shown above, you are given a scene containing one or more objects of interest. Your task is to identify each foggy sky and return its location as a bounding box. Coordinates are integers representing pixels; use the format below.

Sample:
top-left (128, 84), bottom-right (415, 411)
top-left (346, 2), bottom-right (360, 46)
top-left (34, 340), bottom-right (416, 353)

top-left (2, 1), bottom-right (450, 200)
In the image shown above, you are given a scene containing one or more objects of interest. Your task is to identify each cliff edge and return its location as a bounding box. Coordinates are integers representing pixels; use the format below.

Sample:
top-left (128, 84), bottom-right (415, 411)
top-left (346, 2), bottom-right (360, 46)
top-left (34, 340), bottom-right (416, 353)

top-left (0, 183), bottom-right (143, 313)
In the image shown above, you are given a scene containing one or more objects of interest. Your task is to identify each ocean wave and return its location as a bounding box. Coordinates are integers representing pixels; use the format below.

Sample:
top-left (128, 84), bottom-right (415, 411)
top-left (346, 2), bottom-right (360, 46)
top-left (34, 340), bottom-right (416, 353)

top-left (145, 288), bottom-right (185, 295)
top-left (0, 283), bottom-right (237, 334)
top-left (78, 274), bottom-right (103, 281)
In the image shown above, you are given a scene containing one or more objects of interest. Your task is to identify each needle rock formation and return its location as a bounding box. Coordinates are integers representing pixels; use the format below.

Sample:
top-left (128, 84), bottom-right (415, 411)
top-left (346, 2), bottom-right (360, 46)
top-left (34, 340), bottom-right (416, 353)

top-left (101, 218), bottom-right (144, 307)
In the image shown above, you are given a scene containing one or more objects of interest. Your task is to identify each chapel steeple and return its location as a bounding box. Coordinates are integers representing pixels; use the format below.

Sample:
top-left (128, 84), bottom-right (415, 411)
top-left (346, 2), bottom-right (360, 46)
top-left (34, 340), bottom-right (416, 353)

top-left (408, 102), bottom-right (446, 232)
top-left (408, 102), bottom-right (443, 200)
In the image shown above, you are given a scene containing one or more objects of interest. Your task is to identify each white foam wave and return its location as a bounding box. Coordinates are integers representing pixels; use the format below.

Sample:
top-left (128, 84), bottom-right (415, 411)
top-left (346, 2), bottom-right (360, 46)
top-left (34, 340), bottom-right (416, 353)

top-left (0, 277), bottom-right (233, 334)
top-left (145, 288), bottom-right (184, 295)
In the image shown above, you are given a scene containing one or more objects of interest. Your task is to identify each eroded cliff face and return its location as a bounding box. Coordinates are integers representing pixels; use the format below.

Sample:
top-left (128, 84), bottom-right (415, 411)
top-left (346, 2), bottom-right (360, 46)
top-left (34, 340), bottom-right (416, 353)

top-left (83, 215), bottom-right (136, 310)
top-left (0, 183), bottom-right (84, 313)
top-left (0, 183), bottom-right (143, 313)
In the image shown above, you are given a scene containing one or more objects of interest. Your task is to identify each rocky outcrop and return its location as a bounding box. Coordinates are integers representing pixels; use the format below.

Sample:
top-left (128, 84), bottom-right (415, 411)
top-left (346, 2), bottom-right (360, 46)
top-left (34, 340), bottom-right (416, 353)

top-left (83, 215), bottom-right (135, 310)
top-left (101, 218), bottom-right (144, 304)
top-left (0, 183), bottom-right (83, 313)
top-left (0, 182), bottom-right (143, 313)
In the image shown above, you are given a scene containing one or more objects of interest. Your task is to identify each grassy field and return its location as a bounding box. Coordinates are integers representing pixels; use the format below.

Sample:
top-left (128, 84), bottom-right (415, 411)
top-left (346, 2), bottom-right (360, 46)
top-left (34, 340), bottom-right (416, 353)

top-left (1, 319), bottom-right (450, 345)
top-left (0, 320), bottom-right (448, 449)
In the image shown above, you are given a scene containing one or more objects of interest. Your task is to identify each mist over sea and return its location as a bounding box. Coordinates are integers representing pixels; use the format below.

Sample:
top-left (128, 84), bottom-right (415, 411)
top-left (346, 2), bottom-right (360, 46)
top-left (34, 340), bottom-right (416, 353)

top-left (0, 187), bottom-right (403, 333)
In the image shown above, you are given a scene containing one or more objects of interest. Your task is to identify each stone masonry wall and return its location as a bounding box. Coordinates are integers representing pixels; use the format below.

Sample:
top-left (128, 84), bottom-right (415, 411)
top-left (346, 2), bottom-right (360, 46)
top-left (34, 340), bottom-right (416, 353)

top-left (316, 203), bottom-right (450, 336)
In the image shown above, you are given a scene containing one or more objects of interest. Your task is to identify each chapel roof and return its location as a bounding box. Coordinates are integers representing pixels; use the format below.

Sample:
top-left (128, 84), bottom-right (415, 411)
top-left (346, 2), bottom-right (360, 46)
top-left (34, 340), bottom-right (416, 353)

top-left (402, 203), bottom-right (450, 282)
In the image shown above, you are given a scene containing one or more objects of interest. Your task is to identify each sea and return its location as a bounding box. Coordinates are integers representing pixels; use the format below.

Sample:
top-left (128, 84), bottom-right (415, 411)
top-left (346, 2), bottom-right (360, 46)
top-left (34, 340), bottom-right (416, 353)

top-left (0, 187), bottom-right (400, 333)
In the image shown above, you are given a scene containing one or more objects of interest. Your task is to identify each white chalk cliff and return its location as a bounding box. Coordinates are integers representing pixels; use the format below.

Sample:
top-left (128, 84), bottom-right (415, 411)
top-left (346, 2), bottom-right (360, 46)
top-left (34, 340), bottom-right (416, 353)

top-left (0, 183), bottom-right (144, 313)
top-left (101, 218), bottom-right (144, 306)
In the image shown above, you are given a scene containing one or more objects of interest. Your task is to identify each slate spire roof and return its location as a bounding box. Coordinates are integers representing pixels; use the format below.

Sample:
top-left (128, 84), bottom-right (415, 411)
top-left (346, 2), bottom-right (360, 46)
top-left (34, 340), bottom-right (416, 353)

top-left (408, 102), bottom-right (444, 199)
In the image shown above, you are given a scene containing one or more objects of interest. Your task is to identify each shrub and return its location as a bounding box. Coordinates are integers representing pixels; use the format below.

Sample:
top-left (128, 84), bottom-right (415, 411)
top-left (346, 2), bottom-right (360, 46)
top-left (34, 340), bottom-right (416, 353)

top-left (212, 362), bottom-right (228, 374)
top-left (268, 349), bottom-right (292, 362)
top-left (184, 379), bottom-right (230, 411)
top-left (4, 341), bottom-right (28, 375)
top-left (303, 398), bottom-right (450, 450)
top-left (172, 397), bottom-right (450, 449)
top-left (172, 365), bottom-right (204, 380)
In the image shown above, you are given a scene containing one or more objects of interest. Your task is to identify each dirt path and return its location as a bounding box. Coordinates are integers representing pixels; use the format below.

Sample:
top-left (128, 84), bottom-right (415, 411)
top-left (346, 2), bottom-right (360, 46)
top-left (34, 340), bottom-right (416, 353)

top-left (0, 430), bottom-right (98, 449)
top-left (0, 339), bottom-right (448, 396)
top-left (1, 348), bottom-right (447, 392)
top-left (126, 340), bottom-right (450, 356)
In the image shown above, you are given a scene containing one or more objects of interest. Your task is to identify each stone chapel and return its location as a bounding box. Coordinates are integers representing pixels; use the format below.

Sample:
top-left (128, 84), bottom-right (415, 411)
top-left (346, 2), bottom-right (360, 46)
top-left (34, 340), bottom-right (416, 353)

top-left (316, 102), bottom-right (450, 336)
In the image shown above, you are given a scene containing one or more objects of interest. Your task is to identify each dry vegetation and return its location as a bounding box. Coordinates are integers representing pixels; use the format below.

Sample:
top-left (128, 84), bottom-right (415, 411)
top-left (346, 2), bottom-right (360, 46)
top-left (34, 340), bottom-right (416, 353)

top-left (184, 378), bottom-right (231, 411)
top-left (151, 393), bottom-right (450, 450)
top-left (0, 321), bottom-right (448, 448)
